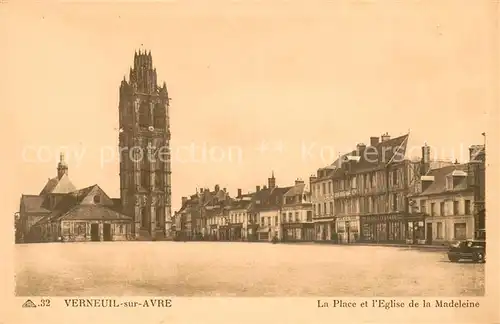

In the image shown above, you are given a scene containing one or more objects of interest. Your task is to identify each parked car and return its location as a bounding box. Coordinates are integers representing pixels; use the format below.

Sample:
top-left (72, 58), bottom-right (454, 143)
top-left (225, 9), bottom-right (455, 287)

top-left (447, 239), bottom-right (486, 263)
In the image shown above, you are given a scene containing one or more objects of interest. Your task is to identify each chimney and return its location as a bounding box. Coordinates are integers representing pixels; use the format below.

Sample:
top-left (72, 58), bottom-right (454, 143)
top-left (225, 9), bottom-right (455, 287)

top-left (181, 197), bottom-right (188, 205)
top-left (214, 184), bottom-right (220, 192)
top-left (421, 143), bottom-right (431, 175)
top-left (381, 132), bottom-right (391, 142)
top-left (237, 188), bottom-right (242, 197)
top-left (370, 137), bottom-right (379, 146)
top-left (256, 185), bottom-right (261, 192)
top-left (356, 143), bottom-right (366, 154)
top-left (268, 171), bottom-right (276, 189)
top-left (263, 185), bottom-right (267, 190)
top-left (295, 178), bottom-right (305, 185)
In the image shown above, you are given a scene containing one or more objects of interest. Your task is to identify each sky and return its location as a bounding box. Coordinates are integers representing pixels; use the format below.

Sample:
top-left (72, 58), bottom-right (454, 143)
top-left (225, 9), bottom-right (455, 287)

top-left (2, 1), bottom-right (496, 214)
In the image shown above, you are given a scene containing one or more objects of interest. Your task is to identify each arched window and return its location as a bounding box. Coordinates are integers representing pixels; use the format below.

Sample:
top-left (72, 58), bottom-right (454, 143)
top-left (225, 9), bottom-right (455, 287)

top-left (138, 102), bottom-right (150, 128)
top-left (93, 195), bottom-right (101, 204)
top-left (156, 206), bottom-right (163, 229)
top-left (141, 207), bottom-right (148, 228)
top-left (153, 103), bottom-right (165, 129)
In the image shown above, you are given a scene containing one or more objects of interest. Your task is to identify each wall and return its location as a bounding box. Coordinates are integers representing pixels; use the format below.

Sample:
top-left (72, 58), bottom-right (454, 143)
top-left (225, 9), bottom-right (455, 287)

top-left (60, 220), bottom-right (132, 242)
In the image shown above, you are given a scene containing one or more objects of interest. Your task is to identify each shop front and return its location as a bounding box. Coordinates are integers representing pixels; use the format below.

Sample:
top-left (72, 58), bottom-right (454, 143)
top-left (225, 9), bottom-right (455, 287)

top-left (257, 227), bottom-right (271, 241)
top-left (359, 213), bottom-right (426, 244)
top-left (228, 224), bottom-right (243, 241)
top-left (218, 225), bottom-right (230, 241)
top-left (360, 213), bottom-right (406, 243)
top-left (313, 218), bottom-right (335, 241)
top-left (282, 223), bottom-right (314, 242)
top-left (336, 215), bottom-right (360, 243)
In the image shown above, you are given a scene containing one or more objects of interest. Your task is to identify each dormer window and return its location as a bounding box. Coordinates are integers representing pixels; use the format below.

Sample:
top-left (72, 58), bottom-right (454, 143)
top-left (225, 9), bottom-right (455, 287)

top-left (446, 175), bottom-right (453, 190)
top-left (93, 195), bottom-right (101, 204)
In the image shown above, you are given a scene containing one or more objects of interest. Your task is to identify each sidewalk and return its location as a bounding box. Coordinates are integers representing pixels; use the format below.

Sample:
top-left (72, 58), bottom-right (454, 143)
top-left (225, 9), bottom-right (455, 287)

top-left (313, 241), bottom-right (449, 251)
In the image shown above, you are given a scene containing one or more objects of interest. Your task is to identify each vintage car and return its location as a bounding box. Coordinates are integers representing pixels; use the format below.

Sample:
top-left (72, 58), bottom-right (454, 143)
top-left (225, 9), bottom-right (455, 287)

top-left (447, 239), bottom-right (486, 263)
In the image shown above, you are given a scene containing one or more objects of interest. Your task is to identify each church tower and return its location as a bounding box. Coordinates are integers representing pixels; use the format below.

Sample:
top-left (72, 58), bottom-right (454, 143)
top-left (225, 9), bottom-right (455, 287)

top-left (118, 50), bottom-right (172, 240)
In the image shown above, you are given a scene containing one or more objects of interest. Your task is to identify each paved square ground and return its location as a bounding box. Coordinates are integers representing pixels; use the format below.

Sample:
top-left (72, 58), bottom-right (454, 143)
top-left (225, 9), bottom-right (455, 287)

top-left (15, 242), bottom-right (484, 296)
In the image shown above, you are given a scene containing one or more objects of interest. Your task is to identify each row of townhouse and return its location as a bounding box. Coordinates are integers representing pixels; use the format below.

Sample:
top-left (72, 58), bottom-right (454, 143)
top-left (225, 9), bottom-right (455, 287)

top-left (172, 175), bottom-right (314, 242)
top-left (310, 132), bottom-right (486, 245)
top-left (172, 132), bottom-right (486, 245)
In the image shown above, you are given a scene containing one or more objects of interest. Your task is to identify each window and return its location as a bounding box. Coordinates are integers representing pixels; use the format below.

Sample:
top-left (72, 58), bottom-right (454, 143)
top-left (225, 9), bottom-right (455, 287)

top-left (93, 195), bottom-right (101, 204)
top-left (329, 202), bottom-right (334, 215)
top-left (393, 170), bottom-right (398, 186)
top-left (306, 211), bottom-right (312, 222)
top-left (322, 183), bottom-right (326, 194)
top-left (153, 103), bottom-right (166, 129)
top-left (324, 203), bottom-right (327, 215)
top-left (392, 194), bottom-right (398, 211)
top-left (156, 207), bottom-right (163, 228)
top-left (318, 203), bottom-right (321, 215)
top-left (313, 204), bottom-right (316, 215)
top-left (274, 216), bottom-right (278, 225)
top-left (139, 102), bottom-right (150, 128)
top-left (440, 202), bottom-right (445, 216)
top-left (436, 222), bottom-right (443, 239)
top-left (282, 213), bottom-right (286, 223)
top-left (351, 177), bottom-right (357, 189)
top-left (295, 212), bottom-right (299, 222)
top-left (430, 203), bottom-right (435, 216)
top-left (454, 223), bottom-right (466, 240)
top-left (465, 200), bottom-right (471, 214)
top-left (420, 200), bottom-right (426, 214)
top-left (328, 182), bottom-right (332, 193)
top-left (453, 201), bottom-right (459, 215)
top-left (141, 207), bottom-right (148, 228)
top-left (267, 217), bottom-right (271, 226)
top-left (261, 217), bottom-right (265, 226)
top-left (75, 223), bottom-right (86, 235)
top-left (446, 176), bottom-right (453, 190)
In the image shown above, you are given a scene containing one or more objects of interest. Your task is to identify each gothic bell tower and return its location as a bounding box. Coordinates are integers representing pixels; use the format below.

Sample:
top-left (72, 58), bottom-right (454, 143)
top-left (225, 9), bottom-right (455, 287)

top-left (118, 50), bottom-right (172, 240)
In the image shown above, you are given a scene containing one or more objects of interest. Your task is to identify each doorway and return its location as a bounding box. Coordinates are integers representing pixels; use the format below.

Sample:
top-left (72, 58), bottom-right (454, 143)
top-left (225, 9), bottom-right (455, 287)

top-left (90, 224), bottom-right (100, 242)
top-left (103, 223), bottom-right (112, 241)
top-left (426, 223), bottom-right (433, 245)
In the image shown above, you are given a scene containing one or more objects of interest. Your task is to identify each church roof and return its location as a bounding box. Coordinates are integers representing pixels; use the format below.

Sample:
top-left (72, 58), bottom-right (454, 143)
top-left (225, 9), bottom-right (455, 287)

top-left (20, 195), bottom-right (51, 214)
top-left (39, 174), bottom-right (77, 195)
top-left (33, 184), bottom-right (129, 225)
top-left (59, 205), bottom-right (132, 221)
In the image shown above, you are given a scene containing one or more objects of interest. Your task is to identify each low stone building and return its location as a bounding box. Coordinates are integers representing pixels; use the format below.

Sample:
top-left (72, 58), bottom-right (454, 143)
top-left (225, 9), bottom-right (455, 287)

top-left (31, 184), bottom-right (133, 242)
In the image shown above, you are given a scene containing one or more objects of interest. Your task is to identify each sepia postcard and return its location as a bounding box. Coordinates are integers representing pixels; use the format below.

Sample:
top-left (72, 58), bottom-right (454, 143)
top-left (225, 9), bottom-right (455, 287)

top-left (2, 1), bottom-right (498, 323)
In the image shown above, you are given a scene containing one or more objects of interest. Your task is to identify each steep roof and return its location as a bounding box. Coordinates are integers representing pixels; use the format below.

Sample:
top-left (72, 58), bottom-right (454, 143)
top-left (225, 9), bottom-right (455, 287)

top-left (249, 187), bottom-right (291, 212)
top-left (284, 183), bottom-right (306, 197)
top-left (20, 195), bottom-right (51, 214)
top-left (328, 133), bottom-right (409, 177)
top-left (33, 184), bottom-right (119, 225)
top-left (417, 164), bottom-right (470, 196)
top-left (59, 205), bottom-right (132, 221)
top-left (39, 174), bottom-right (77, 195)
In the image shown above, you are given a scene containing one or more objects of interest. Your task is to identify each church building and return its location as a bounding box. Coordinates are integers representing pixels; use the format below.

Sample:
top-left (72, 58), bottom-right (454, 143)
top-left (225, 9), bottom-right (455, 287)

top-left (20, 154), bottom-right (133, 243)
